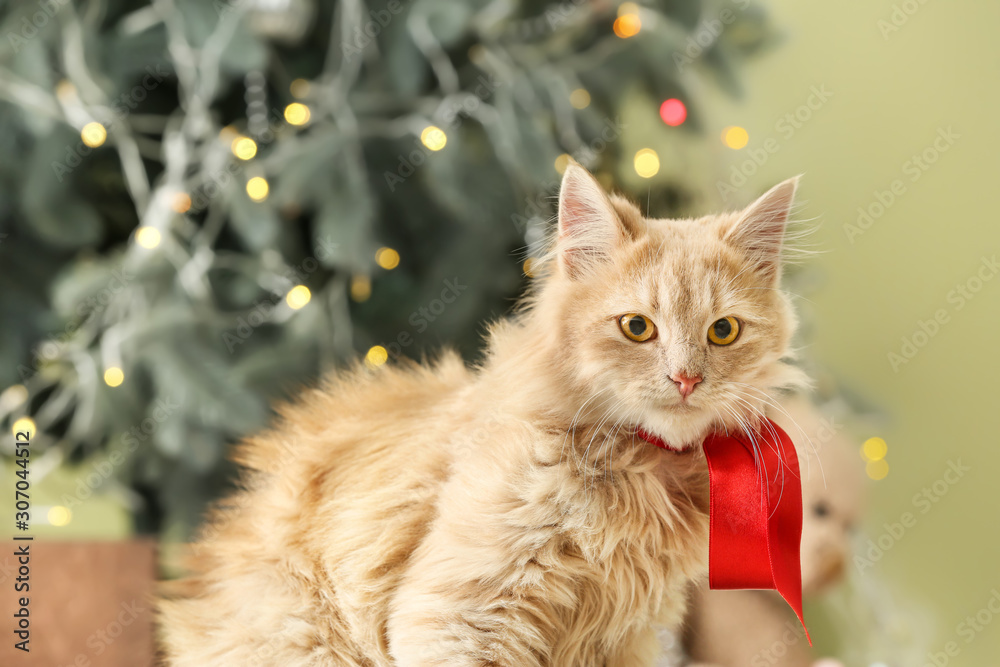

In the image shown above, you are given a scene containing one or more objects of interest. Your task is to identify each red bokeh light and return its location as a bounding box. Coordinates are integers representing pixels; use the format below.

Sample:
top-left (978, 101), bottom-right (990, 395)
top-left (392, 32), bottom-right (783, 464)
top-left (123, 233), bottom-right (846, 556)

top-left (659, 98), bottom-right (687, 126)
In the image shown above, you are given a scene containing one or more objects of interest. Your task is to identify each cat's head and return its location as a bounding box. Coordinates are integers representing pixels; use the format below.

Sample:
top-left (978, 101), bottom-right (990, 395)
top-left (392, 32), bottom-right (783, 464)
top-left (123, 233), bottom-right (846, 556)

top-left (534, 163), bottom-right (808, 450)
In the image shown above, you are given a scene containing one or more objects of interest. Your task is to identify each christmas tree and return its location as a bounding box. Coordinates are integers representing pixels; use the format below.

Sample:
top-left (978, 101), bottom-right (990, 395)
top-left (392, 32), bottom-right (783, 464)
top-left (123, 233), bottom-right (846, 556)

top-left (0, 0), bottom-right (777, 541)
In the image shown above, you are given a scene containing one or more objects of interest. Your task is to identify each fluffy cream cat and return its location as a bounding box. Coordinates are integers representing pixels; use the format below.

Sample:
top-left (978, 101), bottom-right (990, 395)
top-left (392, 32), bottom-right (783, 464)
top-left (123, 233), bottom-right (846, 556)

top-left (157, 163), bottom-right (806, 666)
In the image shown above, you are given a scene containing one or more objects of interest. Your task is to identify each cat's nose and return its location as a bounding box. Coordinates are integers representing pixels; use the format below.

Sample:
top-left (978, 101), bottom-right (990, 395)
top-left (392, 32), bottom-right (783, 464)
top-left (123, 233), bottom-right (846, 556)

top-left (670, 372), bottom-right (702, 398)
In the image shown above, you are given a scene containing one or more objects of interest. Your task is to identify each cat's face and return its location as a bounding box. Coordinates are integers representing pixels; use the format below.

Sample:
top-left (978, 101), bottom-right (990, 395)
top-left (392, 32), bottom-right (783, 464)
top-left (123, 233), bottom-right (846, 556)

top-left (540, 164), bottom-right (806, 449)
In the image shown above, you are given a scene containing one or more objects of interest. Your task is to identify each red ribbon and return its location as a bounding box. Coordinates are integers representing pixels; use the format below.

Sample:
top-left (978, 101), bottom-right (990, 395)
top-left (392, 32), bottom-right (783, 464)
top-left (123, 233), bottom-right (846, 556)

top-left (702, 419), bottom-right (810, 644)
top-left (637, 419), bottom-right (809, 642)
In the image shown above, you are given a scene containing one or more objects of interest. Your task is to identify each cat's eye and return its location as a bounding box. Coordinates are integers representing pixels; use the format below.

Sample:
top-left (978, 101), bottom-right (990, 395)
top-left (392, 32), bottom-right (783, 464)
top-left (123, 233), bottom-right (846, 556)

top-left (618, 314), bottom-right (657, 342)
top-left (707, 316), bottom-right (741, 346)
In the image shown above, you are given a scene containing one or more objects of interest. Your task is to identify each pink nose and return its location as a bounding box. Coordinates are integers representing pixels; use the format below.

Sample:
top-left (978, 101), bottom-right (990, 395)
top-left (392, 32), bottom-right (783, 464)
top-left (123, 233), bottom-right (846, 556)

top-left (670, 372), bottom-right (702, 398)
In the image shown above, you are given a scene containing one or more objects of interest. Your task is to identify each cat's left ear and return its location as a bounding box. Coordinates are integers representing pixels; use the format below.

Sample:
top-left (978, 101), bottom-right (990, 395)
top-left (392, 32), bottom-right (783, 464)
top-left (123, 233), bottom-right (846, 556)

top-left (723, 176), bottom-right (800, 282)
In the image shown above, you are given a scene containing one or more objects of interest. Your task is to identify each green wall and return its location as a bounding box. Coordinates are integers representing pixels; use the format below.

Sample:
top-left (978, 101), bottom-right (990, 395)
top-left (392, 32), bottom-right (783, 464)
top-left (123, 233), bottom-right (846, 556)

top-left (704, 1), bottom-right (1000, 663)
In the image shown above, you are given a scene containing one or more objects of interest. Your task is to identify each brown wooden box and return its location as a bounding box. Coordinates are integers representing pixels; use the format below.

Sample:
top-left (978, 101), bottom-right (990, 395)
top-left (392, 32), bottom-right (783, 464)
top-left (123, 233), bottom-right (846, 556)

top-left (0, 541), bottom-right (155, 667)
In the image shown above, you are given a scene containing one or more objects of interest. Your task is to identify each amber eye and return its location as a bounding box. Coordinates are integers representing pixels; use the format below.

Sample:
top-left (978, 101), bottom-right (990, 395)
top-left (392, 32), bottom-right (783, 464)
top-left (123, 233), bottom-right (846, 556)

top-left (707, 316), bottom-right (741, 345)
top-left (618, 314), bottom-right (657, 342)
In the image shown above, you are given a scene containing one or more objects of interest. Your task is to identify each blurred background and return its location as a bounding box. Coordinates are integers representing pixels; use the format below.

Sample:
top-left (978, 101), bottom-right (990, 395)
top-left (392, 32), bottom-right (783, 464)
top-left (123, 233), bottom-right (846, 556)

top-left (0, 0), bottom-right (997, 664)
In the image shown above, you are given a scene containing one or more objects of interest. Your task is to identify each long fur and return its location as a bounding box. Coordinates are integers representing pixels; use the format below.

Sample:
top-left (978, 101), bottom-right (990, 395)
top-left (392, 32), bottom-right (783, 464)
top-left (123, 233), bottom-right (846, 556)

top-left (157, 166), bottom-right (806, 666)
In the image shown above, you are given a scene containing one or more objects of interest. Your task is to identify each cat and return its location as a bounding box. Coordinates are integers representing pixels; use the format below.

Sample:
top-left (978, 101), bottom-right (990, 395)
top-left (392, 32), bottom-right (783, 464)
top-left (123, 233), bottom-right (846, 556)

top-left (157, 162), bottom-right (807, 666)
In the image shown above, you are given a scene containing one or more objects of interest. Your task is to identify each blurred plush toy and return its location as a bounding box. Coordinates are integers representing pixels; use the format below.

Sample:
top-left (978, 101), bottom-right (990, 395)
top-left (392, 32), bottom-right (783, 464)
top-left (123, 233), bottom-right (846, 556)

top-left (660, 396), bottom-right (866, 667)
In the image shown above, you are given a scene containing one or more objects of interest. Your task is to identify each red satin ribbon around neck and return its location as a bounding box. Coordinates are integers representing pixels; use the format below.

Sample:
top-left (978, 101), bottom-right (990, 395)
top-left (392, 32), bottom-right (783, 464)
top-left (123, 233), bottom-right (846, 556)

top-left (639, 419), bottom-right (810, 643)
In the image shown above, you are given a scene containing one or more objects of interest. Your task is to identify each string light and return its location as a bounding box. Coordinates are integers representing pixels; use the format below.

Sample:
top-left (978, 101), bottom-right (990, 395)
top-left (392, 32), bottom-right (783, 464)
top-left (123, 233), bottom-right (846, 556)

top-left (375, 247), bottom-right (400, 270)
top-left (659, 98), bottom-right (687, 126)
top-left (350, 275), bottom-right (372, 302)
top-left (81, 122), bottom-right (107, 148)
top-left (246, 177), bottom-right (269, 202)
top-left (862, 437), bottom-right (888, 461)
top-left (569, 88), bottom-right (591, 109)
top-left (613, 14), bottom-right (641, 38)
top-left (284, 103), bottom-right (311, 126)
top-left (38, 341), bottom-right (58, 360)
top-left (232, 136), bottom-right (258, 160)
top-left (365, 345), bottom-right (388, 368)
top-left (554, 153), bottom-right (571, 174)
top-left (171, 192), bottom-right (192, 213)
top-left (420, 126), bottom-right (447, 151)
top-left (722, 126), bottom-right (749, 149)
top-left (286, 285), bottom-right (312, 309)
top-left (11, 416), bottom-right (35, 438)
top-left (290, 78), bottom-right (310, 98)
top-left (633, 148), bottom-right (660, 178)
top-left (48, 506), bottom-right (72, 527)
top-left (617, 2), bottom-right (639, 16)
top-left (0, 385), bottom-right (28, 410)
top-left (135, 227), bottom-right (161, 249)
top-left (866, 459), bottom-right (889, 481)
top-left (861, 436), bottom-right (888, 479)
top-left (55, 79), bottom-right (76, 101)
top-left (104, 367), bottom-right (124, 387)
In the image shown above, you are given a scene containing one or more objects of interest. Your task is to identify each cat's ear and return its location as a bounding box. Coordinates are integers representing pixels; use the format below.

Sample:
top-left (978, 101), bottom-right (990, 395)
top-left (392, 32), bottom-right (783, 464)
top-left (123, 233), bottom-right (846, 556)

top-left (723, 176), bottom-right (800, 282)
top-left (557, 162), bottom-right (631, 279)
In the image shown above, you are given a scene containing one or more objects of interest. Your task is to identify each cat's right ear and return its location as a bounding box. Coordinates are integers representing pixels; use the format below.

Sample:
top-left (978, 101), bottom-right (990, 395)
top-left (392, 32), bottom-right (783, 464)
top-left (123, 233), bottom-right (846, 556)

top-left (557, 162), bottom-right (626, 279)
top-left (722, 175), bottom-right (800, 283)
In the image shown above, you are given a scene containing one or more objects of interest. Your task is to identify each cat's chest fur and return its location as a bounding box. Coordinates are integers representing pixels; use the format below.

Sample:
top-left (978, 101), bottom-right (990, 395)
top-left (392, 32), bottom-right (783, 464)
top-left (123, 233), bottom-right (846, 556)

top-left (385, 416), bottom-right (711, 665)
